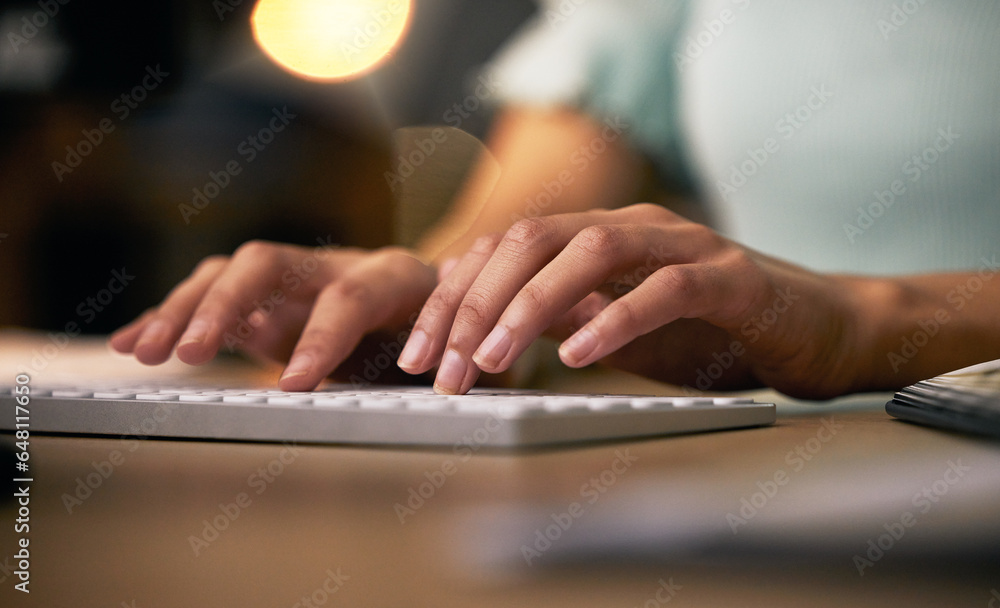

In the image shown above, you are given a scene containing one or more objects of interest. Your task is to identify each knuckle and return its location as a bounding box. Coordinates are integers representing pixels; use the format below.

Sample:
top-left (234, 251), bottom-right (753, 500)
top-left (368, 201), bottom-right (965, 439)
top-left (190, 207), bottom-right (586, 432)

top-left (633, 202), bottom-right (672, 220)
top-left (200, 285), bottom-right (244, 314)
top-left (650, 265), bottom-right (700, 300)
top-left (455, 291), bottom-right (493, 328)
top-left (194, 254), bottom-right (228, 274)
top-left (469, 233), bottom-right (503, 256)
top-left (376, 247), bottom-right (423, 272)
top-left (424, 283), bottom-right (462, 316)
top-left (605, 296), bottom-right (642, 334)
top-left (233, 240), bottom-right (290, 277)
top-left (721, 248), bottom-right (757, 275)
top-left (232, 239), bottom-right (273, 260)
top-left (423, 281), bottom-right (466, 315)
top-left (504, 218), bottom-right (558, 251)
top-left (686, 222), bottom-right (726, 250)
top-left (376, 246), bottom-right (415, 263)
top-left (329, 277), bottom-right (374, 305)
top-left (574, 224), bottom-right (630, 257)
top-left (518, 281), bottom-right (549, 313)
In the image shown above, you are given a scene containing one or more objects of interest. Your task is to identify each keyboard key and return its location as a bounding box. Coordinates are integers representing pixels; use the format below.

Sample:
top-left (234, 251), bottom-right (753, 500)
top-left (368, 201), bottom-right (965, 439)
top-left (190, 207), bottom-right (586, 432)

top-left (93, 392), bottom-right (137, 399)
top-left (711, 397), bottom-right (756, 405)
top-left (135, 393), bottom-right (181, 401)
top-left (179, 393), bottom-right (226, 402)
top-left (222, 395), bottom-right (268, 404)
top-left (52, 390), bottom-right (93, 398)
top-left (313, 397), bottom-right (360, 408)
top-left (267, 396), bottom-right (314, 406)
top-left (359, 399), bottom-right (407, 410)
top-left (629, 398), bottom-right (674, 410)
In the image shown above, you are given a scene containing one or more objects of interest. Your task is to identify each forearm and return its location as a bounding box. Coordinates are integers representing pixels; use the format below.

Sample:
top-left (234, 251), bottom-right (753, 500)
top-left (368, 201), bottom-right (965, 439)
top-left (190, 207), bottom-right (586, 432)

top-left (416, 106), bottom-right (654, 263)
top-left (848, 267), bottom-right (1000, 391)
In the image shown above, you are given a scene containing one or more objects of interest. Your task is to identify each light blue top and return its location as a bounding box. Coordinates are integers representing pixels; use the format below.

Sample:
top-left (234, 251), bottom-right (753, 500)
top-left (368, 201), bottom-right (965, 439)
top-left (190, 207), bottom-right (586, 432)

top-left (487, 0), bottom-right (1000, 275)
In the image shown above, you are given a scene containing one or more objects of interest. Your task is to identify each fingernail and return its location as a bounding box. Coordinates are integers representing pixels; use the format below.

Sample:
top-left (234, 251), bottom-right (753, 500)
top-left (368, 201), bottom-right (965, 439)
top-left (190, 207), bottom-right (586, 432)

top-left (178, 319), bottom-right (211, 348)
top-left (136, 320), bottom-right (171, 349)
top-left (280, 354), bottom-right (313, 381)
top-left (398, 329), bottom-right (429, 371)
top-left (473, 325), bottom-right (511, 370)
top-left (434, 349), bottom-right (468, 394)
top-left (559, 328), bottom-right (598, 366)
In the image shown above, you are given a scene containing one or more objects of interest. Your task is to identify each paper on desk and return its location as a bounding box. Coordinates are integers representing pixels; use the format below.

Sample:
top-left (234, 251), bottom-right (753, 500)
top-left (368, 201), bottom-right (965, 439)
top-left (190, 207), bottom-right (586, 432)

top-left (0, 329), bottom-right (192, 382)
top-left (459, 447), bottom-right (1000, 570)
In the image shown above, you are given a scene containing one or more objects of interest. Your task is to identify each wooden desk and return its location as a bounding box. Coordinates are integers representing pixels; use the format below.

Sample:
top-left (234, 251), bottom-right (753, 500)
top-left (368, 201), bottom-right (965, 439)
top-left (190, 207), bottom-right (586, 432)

top-left (1, 336), bottom-right (998, 607)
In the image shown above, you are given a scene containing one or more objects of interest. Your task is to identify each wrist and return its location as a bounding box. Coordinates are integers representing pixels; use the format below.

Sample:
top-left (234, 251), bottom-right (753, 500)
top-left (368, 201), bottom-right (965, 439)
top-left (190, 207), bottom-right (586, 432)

top-left (838, 275), bottom-right (942, 392)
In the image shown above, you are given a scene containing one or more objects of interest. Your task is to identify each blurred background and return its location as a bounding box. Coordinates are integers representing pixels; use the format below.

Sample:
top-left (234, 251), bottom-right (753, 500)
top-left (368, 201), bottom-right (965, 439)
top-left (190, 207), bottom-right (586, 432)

top-left (0, 0), bottom-right (535, 334)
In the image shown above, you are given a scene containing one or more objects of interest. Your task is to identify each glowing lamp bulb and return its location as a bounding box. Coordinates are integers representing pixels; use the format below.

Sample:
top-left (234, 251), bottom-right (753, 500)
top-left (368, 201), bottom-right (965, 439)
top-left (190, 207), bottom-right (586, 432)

top-left (252, 0), bottom-right (412, 81)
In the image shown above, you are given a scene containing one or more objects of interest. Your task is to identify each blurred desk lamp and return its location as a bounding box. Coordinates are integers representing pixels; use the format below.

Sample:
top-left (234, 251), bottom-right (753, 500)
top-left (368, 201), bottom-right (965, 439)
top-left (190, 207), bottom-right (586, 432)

top-left (251, 0), bottom-right (412, 82)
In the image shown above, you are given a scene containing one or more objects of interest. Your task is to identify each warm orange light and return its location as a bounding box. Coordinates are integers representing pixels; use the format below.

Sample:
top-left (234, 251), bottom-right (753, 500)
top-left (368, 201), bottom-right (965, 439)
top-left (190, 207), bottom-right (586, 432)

top-left (251, 0), bottom-right (412, 81)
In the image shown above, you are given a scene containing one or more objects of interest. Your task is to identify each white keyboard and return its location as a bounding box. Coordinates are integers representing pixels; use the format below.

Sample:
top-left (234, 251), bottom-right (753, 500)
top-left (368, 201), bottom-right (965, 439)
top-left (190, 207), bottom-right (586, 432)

top-left (1, 383), bottom-right (776, 448)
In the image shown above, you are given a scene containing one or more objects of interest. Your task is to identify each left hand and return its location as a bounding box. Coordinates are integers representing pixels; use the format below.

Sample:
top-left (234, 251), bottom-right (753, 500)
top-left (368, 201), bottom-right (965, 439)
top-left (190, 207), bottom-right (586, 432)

top-left (396, 203), bottom-right (871, 398)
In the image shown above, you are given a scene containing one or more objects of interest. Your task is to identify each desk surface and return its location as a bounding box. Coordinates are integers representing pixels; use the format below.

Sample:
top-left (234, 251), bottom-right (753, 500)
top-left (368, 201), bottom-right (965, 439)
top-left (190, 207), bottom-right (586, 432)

top-left (1, 335), bottom-right (999, 607)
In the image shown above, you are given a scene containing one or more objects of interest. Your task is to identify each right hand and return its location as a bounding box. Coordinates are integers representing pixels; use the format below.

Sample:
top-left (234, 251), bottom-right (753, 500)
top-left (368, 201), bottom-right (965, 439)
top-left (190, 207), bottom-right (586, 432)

top-left (109, 241), bottom-right (438, 390)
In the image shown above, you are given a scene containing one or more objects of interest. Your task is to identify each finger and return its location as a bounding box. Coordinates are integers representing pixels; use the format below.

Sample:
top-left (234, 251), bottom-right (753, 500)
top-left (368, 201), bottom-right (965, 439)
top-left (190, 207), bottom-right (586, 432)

top-left (108, 309), bottom-right (157, 354)
top-left (558, 263), bottom-right (748, 368)
top-left (468, 213), bottom-right (736, 374)
top-left (127, 256), bottom-right (229, 365)
top-left (472, 223), bottom-right (658, 373)
top-left (175, 242), bottom-right (305, 366)
top-left (429, 215), bottom-right (616, 393)
top-left (437, 257), bottom-right (459, 282)
top-left (227, 300), bottom-right (312, 364)
top-left (279, 249), bottom-right (434, 391)
top-left (397, 234), bottom-right (503, 377)
top-left (544, 291), bottom-right (611, 342)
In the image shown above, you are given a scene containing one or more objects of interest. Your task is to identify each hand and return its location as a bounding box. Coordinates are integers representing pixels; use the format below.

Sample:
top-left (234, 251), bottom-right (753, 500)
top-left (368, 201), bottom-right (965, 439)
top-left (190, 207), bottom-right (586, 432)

top-left (397, 204), bottom-right (870, 398)
top-left (110, 241), bottom-right (437, 390)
